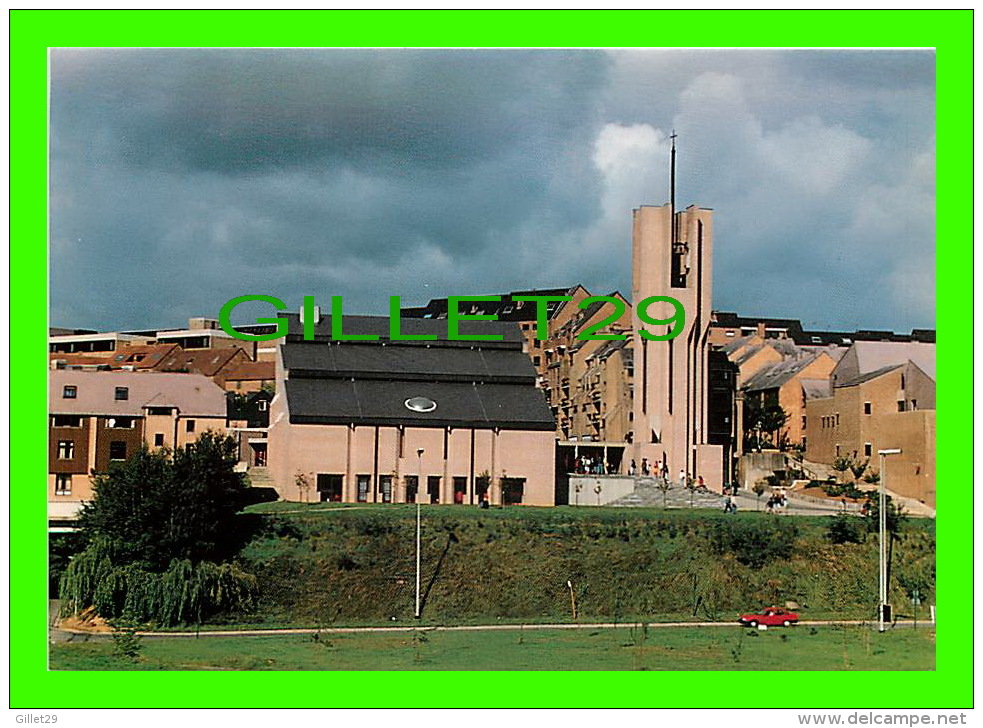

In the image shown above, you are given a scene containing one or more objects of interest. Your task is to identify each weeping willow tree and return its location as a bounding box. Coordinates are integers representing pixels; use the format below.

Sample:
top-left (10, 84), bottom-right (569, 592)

top-left (60, 432), bottom-right (258, 626)
top-left (60, 540), bottom-right (257, 626)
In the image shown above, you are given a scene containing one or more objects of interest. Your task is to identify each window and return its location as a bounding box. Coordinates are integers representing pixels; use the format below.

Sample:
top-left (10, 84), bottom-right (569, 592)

top-left (801, 415), bottom-right (806, 429)
top-left (62, 385), bottom-right (77, 399)
top-left (897, 401), bottom-right (906, 413)
top-left (107, 416), bottom-right (135, 429)
top-left (835, 444), bottom-right (841, 457)
top-left (533, 356), bottom-right (541, 367)
top-left (57, 440), bottom-right (75, 459)
top-left (154, 433), bottom-right (165, 447)
top-left (186, 419), bottom-right (196, 433)
top-left (864, 402), bottom-right (871, 415)
top-left (109, 441), bottom-right (127, 460)
top-left (258, 400), bottom-right (268, 412)
top-left (55, 474), bottom-right (72, 496)
top-left (864, 443), bottom-right (872, 458)
top-left (147, 407), bottom-right (172, 416)
top-left (114, 387), bottom-right (129, 401)
top-left (51, 415), bottom-right (82, 428)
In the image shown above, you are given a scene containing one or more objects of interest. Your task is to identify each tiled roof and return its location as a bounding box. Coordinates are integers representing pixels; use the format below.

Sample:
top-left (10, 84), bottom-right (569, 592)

top-left (155, 347), bottom-right (245, 376)
top-left (223, 360), bottom-right (275, 381)
top-left (801, 378), bottom-right (833, 400)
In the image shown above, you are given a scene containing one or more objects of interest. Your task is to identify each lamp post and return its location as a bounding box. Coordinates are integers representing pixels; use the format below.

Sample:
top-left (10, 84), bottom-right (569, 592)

top-left (877, 448), bottom-right (901, 632)
top-left (415, 448), bottom-right (424, 619)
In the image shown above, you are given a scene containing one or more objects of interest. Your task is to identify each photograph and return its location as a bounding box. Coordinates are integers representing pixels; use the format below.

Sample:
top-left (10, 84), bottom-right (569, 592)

top-left (11, 7), bottom-right (972, 715)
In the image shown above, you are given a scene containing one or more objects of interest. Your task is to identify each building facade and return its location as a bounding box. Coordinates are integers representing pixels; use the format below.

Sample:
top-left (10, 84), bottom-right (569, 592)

top-left (267, 314), bottom-right (556, 506)
top-left (48, 370), bottom-right (228, 515)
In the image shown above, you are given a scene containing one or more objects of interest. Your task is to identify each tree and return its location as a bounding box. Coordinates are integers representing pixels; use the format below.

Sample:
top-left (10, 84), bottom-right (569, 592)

top-left (743, 399), bottom-right (789, 450)
top-left (77, 431), bottom-right (248, 570)
top-left (656, 477), bottom-right (672, 508)
top-left (61, 432), bottom-right (256, 626)
top-left (759, 405), bottom-right (790, 449)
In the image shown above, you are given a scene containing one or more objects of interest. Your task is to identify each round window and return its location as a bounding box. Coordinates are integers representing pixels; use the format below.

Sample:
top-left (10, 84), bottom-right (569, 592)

top-left (404, 396), bottom-right (437, 413)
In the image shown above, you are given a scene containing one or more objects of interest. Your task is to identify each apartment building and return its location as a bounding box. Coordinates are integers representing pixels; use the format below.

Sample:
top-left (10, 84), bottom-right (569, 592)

top-left (805, 359), bottom-right (936, 506)
top-left (48, 370), bottom-right (228, 516)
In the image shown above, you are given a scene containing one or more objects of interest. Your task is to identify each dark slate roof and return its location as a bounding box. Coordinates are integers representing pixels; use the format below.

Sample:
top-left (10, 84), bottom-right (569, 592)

top-left (282, 341), bottom-right (537, 384)
top-left (712, 310), bottom-right (936, 346)
top-left (743, 352), bottom-right (821, 393)
top-left (401, 287), bottom-right (577, 322)
top-left (834, 363), bottom-right (904, 389)
top-left (285, 378), bottom-right (555, 431)
top-left (281, 313), bottom-right (523, 347)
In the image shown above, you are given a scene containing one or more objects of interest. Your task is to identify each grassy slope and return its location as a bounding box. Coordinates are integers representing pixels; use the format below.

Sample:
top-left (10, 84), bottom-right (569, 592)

top-left (215, 503), bottom-right (935, 629)
top-left (49, 624), bottom-right (935, 671)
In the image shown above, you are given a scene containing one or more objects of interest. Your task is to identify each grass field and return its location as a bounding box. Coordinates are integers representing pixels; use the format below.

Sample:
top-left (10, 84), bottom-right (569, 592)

top-left (219, 502), bottom-right (935, 627)
top-left (50, 624), bottom-right (934, 671)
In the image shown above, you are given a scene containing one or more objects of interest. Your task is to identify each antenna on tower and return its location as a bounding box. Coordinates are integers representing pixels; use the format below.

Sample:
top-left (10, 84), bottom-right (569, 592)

top-left (670, 128), bottom-right (677, 219)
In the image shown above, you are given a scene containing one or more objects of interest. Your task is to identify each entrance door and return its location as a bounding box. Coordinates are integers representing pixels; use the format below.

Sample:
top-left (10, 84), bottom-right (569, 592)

top-left (453, 477), bottom-right (467, 504)
top-left (316, 474), bottom-right (343, 502)
top-left (404, 475), bottom-right (418, 504)
top-left (502, 477), bottom-right (525, 505)
top-left (379, 475), bottom-right (393, 503)
top-left (356, 474), bottom-right (370, 503)
top-left (427, 476), bottom-right (441, 504)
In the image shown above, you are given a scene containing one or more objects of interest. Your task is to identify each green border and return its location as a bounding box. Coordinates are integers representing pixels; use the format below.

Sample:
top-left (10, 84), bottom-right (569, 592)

top-left (12, 9), bottom-right (971, 709)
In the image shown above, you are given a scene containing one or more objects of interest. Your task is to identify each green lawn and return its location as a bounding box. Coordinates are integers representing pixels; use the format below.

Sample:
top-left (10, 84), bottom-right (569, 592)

top-left (50, 624), bottom-right (934, 671)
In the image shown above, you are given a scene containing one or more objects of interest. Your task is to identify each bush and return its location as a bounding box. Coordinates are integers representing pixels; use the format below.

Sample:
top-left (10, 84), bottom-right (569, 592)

top-left (708, 520), bottom-right (799, 569)
top-left (826, 515), bottom-right (867, 545)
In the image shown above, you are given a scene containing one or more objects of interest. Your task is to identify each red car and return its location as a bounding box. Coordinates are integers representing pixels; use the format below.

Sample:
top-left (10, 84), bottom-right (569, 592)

top-left (738, 608), bottom-right (799, 627)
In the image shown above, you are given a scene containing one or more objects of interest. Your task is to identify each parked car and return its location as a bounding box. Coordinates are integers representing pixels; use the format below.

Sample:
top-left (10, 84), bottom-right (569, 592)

top-left (738, 608), bottom-right (799, 627)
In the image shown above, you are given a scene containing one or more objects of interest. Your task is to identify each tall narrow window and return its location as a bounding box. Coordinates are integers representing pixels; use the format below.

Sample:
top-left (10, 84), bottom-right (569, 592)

top-left (57, 440), bottom-right (75, 459)
top-left (864, 402), bottom-right (872, 415)
top-left (55, 474), bottom-right (72, 496)
top-left (186, 419), bottom-right (196, 433)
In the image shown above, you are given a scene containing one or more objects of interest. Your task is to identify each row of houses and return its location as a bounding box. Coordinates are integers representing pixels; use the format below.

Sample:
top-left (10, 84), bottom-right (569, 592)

top-left (48, 300), bottom-right (936, 520)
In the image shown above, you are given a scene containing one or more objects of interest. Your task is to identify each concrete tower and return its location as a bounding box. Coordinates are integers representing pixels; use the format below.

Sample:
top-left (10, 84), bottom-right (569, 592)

top-left (631, 141), bottom-right (723, 489)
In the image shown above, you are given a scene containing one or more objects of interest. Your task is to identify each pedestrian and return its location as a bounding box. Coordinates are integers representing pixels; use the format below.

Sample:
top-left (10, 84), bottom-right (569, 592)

top-left (724, 496), bottom-right (732, 514)
top-left (641, 458), bottom-right (650, 476)
top-left (697, 475), bottom-right (705, 490)
top-left (628, 459), bottom-right (637, 476)
top-left (678, 468), bottom-right (686, 489)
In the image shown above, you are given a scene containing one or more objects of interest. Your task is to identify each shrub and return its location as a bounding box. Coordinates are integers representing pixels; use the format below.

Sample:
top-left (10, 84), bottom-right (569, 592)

top-left (826, 515), bottom-right (866, 545)
top-left (708, 520), bottom-right (799, 569)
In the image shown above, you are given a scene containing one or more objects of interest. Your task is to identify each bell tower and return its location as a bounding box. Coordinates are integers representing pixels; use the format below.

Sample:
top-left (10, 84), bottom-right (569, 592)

top-left (631, 134), bottom-right (722, 488)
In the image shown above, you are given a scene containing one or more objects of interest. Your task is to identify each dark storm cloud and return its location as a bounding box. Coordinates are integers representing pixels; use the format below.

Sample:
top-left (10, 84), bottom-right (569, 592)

top-left (50, 48), bottom-right (934, 333)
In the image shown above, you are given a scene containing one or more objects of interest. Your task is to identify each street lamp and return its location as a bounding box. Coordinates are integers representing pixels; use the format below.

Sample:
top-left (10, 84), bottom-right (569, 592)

top-left (415, 448), bottom-right (424, 619)
top-left (877, 448), bottom-right (902, 632)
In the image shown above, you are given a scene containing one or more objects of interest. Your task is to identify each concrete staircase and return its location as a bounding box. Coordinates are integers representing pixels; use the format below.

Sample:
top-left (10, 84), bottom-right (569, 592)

top-left (608, 477), bottom-right (729, 509)
top-left (245, 467), bottom-right (276, 490)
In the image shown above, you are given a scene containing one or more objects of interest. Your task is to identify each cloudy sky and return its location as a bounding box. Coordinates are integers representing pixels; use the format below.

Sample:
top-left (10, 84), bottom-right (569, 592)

top-left (50, 48), bottom-right (935, 333)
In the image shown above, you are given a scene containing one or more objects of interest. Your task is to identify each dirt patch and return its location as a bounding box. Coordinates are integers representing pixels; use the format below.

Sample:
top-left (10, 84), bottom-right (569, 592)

top-left (57, 607), bottom-right (112, 633)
